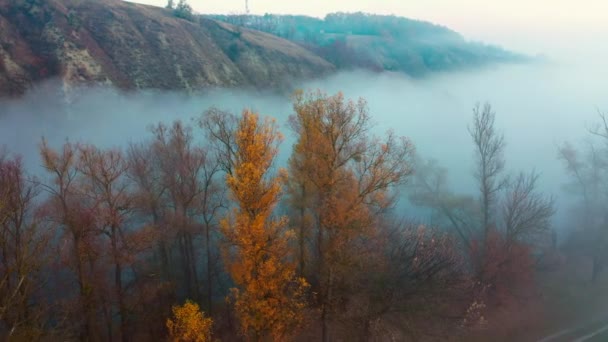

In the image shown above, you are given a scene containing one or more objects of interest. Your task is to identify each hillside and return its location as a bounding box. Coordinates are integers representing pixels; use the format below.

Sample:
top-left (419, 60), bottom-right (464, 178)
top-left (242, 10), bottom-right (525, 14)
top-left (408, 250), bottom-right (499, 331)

top-left (211, 13), bottom-right (528, 75)
top-left (0, 1), bottom-right (527, 98)
top-left (0, 0), bottom-right (334, 97)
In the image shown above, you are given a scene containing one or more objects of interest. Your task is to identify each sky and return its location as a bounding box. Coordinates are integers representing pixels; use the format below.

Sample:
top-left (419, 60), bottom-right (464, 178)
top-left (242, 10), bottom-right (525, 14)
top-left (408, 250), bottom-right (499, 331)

top-left (128, 0), bottom-right (608, 56)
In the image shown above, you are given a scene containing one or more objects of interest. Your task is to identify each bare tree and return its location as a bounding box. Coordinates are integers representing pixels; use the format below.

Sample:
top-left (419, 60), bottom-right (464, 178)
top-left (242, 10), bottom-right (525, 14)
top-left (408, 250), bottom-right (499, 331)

top-left (590, 111), bottom-right (608, 140)
top-left (197, 153), bottom-right (225, 314)
top-left (409, 157), bottom-right (478, 249)
top-left (127, 142), bottom-right (170, 281)
top-left (198, 107), bottom-right (239, 176)
top-left (502, 171), bottom-right (555, 245)
top-left (77, 145), bottom-right (133, 342)
top-left (352, 219), bottom-right (463, 340)
top-left (558, 111), bottom-right (608, 281)
top-left (469, 103), bottom-right (506, 237)
top-left (0, 152), bottom-right (51, 339)
top-left (39, 139), bottom-right (100, 341)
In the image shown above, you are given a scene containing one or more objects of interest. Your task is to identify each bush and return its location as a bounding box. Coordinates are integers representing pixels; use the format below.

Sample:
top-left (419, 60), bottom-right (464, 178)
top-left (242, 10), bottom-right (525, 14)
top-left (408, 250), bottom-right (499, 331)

top-left (166, 300), bottom-right (213, 342)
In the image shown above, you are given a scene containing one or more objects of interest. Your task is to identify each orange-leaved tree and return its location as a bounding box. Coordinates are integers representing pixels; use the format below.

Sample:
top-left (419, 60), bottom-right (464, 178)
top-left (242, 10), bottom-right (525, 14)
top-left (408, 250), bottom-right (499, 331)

top-left (287, 90), bottom-right (414, 340)
top-left (166, 300), bottom-right (213, 342)
top-left (221, 110), bottom-right (308, 341)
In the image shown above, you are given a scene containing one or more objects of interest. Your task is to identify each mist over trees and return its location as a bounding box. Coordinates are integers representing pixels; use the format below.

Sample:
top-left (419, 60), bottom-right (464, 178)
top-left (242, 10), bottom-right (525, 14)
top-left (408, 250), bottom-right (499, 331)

top-left (557, 112), bottom-right (608, 282)
top-left (1, 88), bottom-right (607, 341)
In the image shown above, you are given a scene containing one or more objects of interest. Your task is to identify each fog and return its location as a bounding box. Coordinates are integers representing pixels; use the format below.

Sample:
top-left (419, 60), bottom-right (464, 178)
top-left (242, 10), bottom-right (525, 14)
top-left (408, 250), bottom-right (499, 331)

top-left (1, 53), bottom-right (608, 238)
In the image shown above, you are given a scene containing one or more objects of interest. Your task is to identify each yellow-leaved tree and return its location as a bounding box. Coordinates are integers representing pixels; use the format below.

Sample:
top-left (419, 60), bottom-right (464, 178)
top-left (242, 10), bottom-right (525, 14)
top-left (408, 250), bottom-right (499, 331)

top-left (221, 110), bottom-right (308, 341)
top-left (166, 300), bottom-right (213, 342)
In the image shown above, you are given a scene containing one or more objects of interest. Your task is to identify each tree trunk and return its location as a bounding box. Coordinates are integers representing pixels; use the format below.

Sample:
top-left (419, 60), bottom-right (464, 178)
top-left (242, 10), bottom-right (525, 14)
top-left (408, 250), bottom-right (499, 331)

top-left (75, 236), bottom-right (96, 342)
top-left (321, 265), bottom-right (333, 342)
top-left (186, 232), bottom-right (200, 301)
top-left (299, 184), bottom-right (306, 276)
top-left (158, 239), bottom-right (170, 281)
top-left (109, 225), bottom-right (128, 342)
top-left (152, 210), bottom-right (170, 281)
top-left (179, 233), bottom-right (192, 298)
top-left (205, 223), bottom-right (213, 314)
top-left (116, 263), bottom-right (128, 342)
top-left (299, 205), bottom-right (306, 276)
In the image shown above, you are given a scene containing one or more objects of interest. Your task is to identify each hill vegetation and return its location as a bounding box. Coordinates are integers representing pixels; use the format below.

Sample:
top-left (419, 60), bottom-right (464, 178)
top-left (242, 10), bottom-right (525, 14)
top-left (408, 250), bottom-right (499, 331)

top-left (210, 12), bottom-right (527, 75)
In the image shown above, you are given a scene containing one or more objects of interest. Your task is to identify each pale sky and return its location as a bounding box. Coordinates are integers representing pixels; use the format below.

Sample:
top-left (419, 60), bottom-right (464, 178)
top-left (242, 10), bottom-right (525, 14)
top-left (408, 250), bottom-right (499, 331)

top-left (127, 0), bottom-right (608, 56)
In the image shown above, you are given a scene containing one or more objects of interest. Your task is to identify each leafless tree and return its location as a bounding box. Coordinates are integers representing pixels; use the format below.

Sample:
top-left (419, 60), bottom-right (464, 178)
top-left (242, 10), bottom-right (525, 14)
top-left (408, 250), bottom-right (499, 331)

top-left (39, 139), bottom-right (100, 341)
top-left (352, 219), bottom-right (463, 340)
top-left (0, 152), bottom-right (51, 339)
top-left (77, 145), bottom-right (133, 342)
top-left (127, 142), bottom-right (170, 280)
top-left (590, 111), bottom-right (608, 140)
top-left (198, 107), bottom-right (239, 176)
top-left (558, 111), bottom-right (608, 281)
top-left (469, 103), bottom-right (506, 237)
top-left (502, 171), bottom-right (555, 245)
top-left (408, 157), bottom-right (478, 249)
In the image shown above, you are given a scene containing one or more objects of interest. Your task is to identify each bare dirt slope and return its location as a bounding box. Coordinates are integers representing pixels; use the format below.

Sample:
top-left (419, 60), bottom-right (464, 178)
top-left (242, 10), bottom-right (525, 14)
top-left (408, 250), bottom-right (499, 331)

top-left (0, 0), bottom-right (334, 97)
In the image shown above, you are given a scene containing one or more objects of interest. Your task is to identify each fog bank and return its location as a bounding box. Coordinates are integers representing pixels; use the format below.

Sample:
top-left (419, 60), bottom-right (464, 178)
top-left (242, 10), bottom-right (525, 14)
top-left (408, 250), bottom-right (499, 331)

top-left (1, 60), bottom-right (607, 234)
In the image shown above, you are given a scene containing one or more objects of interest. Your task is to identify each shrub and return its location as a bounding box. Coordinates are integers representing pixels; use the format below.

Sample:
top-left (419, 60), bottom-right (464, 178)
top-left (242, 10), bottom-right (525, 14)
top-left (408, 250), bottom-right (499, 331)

top-left (166, 300), bottom-right (213, 342)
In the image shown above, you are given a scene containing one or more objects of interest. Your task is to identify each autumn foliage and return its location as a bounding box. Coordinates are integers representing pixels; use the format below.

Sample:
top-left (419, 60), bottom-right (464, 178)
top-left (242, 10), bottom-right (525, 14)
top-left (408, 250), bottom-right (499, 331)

top-left (166, 300), bottom-right (213, 342)
top-left (0, 91), bottom-right (562, 341)
top-left (221, 110), bottom-right (308, 340)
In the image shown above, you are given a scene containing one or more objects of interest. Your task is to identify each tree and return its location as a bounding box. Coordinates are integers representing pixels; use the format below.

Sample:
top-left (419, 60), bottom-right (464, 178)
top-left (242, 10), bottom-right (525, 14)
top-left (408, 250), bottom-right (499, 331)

top-left (469, 102), bottom-right (506, 238)
top-left (128, 120), bottom-right (225, 312)
top-left (155, 120), bottom-right (224, 306)
top-left (198, 107), bottom-right (239, 176)
top-left (166, 300), bottom-right (213, 342)
top-left (166, 0), bottom-right (174, 9)
top-left (127, 141), bottom-right (171, 282)
top-left (77, 145), bottom-right (133, 342)
top-left (409, 157), bottom-right (478, 248)
top-left (39, 139), bottom-right (100, 341)
top-left (174, 0), bottom-right (194, 21)
top-left (558, 112), bottom-right (608, 281)
top-left (0, 152), bottom-right (51, 340)
top-left (285, 151), bottom-right (314, 277)
top-left (502, 171), bottom-right (554, 245)
top-left (343, 219), bottom-right (463, 340)
top-left (152, 121), bottom-right (204, 302)
top-left (288, 90), bottom-right (413, 341)
top-left (410, 103), bottom-right (554, 317)
top-left (219, 109), bottom-right (308, 340)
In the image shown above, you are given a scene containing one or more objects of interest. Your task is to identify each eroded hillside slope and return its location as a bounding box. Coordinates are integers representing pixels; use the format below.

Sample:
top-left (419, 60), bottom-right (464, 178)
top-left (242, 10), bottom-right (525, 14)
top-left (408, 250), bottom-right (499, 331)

top-left (0, 0), bottom-right (334, 96)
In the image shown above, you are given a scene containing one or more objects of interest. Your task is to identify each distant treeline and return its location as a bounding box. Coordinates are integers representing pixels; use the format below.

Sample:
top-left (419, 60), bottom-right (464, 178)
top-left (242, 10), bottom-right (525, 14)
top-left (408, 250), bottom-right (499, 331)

top-left (208, 12), bottom-right (528, 75)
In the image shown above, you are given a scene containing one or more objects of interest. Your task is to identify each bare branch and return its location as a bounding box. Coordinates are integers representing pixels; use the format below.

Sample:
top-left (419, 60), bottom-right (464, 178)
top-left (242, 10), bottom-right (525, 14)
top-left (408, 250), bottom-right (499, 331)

top-left (469, 102), bottom-right (506, 235)
top-left (502, 171), bottom-right (555, 244)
